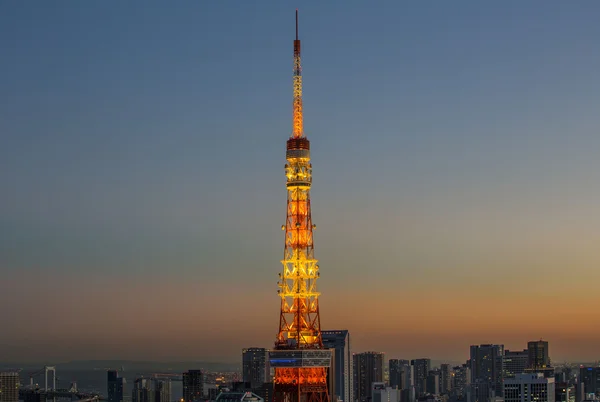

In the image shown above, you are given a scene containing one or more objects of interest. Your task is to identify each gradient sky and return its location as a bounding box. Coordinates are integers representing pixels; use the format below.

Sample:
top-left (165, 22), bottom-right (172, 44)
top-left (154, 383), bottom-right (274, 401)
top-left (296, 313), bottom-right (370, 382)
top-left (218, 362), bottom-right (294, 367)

top-left (2, 1), bottom-right (600, 364)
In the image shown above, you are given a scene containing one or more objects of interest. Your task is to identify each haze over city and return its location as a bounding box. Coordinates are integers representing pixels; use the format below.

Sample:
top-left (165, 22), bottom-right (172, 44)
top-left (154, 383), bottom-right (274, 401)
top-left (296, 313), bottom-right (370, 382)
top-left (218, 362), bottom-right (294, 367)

top-left (2, 1), bottom-right (600, 364)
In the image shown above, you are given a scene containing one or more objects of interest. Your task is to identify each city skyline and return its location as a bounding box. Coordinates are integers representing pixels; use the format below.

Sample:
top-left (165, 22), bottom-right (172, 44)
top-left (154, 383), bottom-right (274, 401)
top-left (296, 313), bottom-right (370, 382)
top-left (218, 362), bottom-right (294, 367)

top-left (2, 2), bottom-right (600, 362)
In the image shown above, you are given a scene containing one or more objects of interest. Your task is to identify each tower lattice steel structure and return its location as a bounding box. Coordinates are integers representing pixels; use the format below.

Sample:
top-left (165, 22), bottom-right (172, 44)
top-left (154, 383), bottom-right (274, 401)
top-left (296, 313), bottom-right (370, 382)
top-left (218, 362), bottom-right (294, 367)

top-left (270, 10), bottom-right (331, 402)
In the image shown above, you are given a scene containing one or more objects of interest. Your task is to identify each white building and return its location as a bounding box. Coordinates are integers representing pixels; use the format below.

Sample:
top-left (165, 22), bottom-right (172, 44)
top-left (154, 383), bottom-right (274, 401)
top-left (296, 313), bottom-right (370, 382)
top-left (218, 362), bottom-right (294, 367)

top-left (504, 373), bottom-right (555, 402)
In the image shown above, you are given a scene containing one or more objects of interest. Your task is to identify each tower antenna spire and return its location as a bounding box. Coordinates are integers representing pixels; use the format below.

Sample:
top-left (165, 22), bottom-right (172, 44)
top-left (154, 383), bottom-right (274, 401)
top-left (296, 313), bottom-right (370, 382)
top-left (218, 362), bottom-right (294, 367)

top-left (291, 10), bottom-right (303, 139)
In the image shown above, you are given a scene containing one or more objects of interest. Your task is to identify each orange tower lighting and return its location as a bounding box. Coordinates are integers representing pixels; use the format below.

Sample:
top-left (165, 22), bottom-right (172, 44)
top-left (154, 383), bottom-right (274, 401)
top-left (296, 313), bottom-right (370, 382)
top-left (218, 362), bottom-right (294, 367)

top-left (269, 10), bottom-right (331, 402)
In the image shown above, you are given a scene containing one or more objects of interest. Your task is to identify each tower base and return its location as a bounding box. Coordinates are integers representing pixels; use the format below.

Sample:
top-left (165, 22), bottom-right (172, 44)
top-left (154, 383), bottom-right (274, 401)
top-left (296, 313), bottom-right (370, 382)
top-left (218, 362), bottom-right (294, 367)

top-left (273, 367), bottom-right (330, 402)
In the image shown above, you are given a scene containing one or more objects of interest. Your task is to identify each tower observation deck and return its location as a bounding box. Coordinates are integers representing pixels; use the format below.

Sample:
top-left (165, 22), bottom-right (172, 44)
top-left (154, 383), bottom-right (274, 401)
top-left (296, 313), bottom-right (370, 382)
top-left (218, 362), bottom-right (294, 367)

top-left (270, 10), bottom-right (331, 402)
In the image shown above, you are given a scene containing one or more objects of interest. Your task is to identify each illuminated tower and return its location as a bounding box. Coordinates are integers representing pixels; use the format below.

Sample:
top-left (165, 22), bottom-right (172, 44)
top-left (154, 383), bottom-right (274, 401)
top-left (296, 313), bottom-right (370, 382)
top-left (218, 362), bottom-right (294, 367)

top-left (270, 10), bottom-right (331, 402)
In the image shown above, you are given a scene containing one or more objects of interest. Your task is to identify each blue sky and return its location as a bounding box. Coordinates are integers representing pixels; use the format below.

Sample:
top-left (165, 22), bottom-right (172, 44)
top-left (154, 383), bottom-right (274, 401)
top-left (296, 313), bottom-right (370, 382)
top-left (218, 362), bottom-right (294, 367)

top-left (1, 1), bottom-right (600, 362)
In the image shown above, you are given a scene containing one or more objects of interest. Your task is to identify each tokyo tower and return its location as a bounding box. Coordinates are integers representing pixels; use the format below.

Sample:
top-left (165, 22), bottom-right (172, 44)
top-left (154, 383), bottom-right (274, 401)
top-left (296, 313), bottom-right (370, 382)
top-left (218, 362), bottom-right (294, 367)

top-left (269, 10), bottom-right (331, 402)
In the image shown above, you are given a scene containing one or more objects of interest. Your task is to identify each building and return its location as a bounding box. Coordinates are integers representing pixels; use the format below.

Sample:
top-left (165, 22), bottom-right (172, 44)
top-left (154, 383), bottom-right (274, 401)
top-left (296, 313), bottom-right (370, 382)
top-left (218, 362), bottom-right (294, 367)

top-left (452, 364), bottom-right (470, 398)
top-left (107, 371), bottom-right (126, 402)
top-left (504, 373), bottom-right (555, 402)
top-left (400, 387), bottom-right (415, 402)
top-left (389, 360), bottom-right (410, 390)
top-left (0, 372), bottom-right (20, 402)
top-left (470, 345), bottom-right (504, 397)
top-left (440, 364), bottom-right (451, 394)
top-left (426, 371), bottom-right (439, 396)
top-left (154, 379), bottom-right (171, 402)
top-left (354, 352), bottom-right (384, 402)
top-left (411, 359), bottom-right (431, 397)
top-left (467, 380), bottom-right (494, 402)
top-left (22, 390), bottom-right (47, 402)
top-left (504, 350), bottom-right (528, 379)
top-left (555, 384), bottom-right (575, 402)
top-left (243, 348), bottom-right (269, 389)
top-left (216, 391), bottom-right (264, 402)
top-left (372, 382), bottom-right (400, 402)
top-left (579, 367), bottom-right (600, 396)
top-left (527, 341), bottom-right (550, 370)
top-left (322, 330), bottom-right (352, 402)
top-left (253, 382), bottom-right (273, 402)
top-left (416, 397), bottom-right (442, 402)
top-left (132, 378), bottom-right (153, 402)
top-left (183, 370), bottom-right (204, 402)
top-left (524, 341), bottom-right (554, 378)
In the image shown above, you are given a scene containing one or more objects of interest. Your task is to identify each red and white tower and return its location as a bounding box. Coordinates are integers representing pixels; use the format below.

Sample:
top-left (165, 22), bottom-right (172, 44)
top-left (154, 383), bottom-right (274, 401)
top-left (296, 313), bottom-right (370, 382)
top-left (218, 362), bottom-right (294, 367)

top-left (269, 11), bottom-right (331, 402)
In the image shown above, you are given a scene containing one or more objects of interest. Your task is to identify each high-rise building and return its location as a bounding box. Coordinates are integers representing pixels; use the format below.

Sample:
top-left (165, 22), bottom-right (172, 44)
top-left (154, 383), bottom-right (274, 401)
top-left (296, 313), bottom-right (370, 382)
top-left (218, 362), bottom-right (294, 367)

top-left (504, 350), bottom-right (528, 379)
top-left (389, 360), bottom-right (410, 390)
top-left (0, 372), bottom-right (20, 402)
top-left (371, 382), bottom-right (400, 402)
top-left (400, 387), bottom-right (415, 402)
top-left (527, 341), bottom-right (550, 370)
top-left (354, 352), bottom-right (384, 402)
top-left (154, 379), bottom-right (172, 402)
top-left (555, 384), bottom-right (574, 402)
top-left (440, 365), bottom-right (452, 394)
top-left (575, 381), bottom-right (585, 402)
top-left (243, 348), bottom-right (269, 389)
top-left (132, 378), bottom-right (153, 402)
top-left (254, 382), bottom-right (274, 402)
top-left (411, 359), bottom-right (431, 397)
top-left (578, 367), bottom-right (600, 396)
top-left (322, 330), bottom-right (352, 402)
top-left (452, 364), bottom-right (470, 398)
top-left (467, 380), bottom-right (494, 402)
top-left (470, 344), bottom-right (504, 397)
top-left (525, 340), bottom-right (554, 378)
top-left (400, 366), bottom-right (412, 392)
top-left (107, 371), bottom-right (126, 402)
top-left (504, 373), bottom-right (555, 402)
top-left (426, 371), bottom-right (439, 395)
top-left (183, 370), bottom-right (204, 402)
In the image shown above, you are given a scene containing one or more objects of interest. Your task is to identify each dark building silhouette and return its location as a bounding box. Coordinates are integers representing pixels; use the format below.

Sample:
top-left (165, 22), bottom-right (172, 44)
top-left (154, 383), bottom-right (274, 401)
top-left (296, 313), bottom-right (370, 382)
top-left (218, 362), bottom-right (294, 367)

top-left (527, 341), bottom-right (550, 370)
top-left (107, 371), bottom-right (125, 402)
top-left (555, 383), bottom-right (574, 402)
top-left (22, 391), bottom-right (47, 402)
top-left (504, 350), bottom-right (528, 379)
top-left (154, 379), bottom-right (171, 402)
top-left (389, 360), bottom-right (410, 390)
top-left (354, 352), bottom-right (384, 402)
top-left (411, 359), bottom-right (431, 396)
top-left (243, 348), bottom-right (269, 389)
top-left (452, 363), bottom-right (469, 398)
top-left (254, 382), bottom-right (274, 402)
top-left (440, 364), bottom-right (451, 394)
top-left (183, 370), bottom-right (204, 402)
top-left (322, 330), bottom-right (352, 402)
top-left (426, 371), bottom-right (439, 395)
top-left (525, 341), bottom-right (554, 378)
top-left (470, 344), bottom-right (504, 397)
top-left (579, 367), bottom-right (600, 396)
top-left (132, 378), bottom-right (153, 402)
